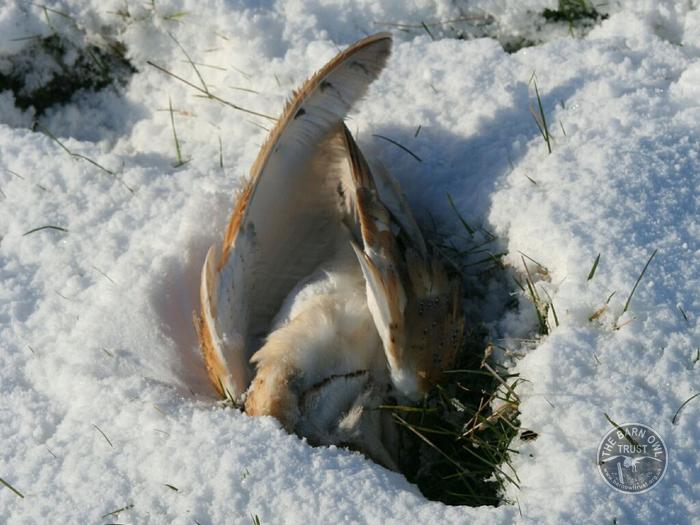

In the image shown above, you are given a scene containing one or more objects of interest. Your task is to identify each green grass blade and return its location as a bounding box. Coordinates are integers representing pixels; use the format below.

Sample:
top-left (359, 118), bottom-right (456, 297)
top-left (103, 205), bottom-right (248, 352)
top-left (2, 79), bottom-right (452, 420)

top-left (531, 79), bottom-right (552, 154)
top-left (372, 133), bottom-right (422, 162)
top-left (622, 249), bottom-right (658, 313)
top-left (169, 97), bottom-right (186, 167)
top-left (0, 477), bottom-right (24, 498)
top-left (672, 393), bottom-right (699, 425)
top-left (604, 413), bottom-right (639, 447)
top-left (23, 225), bottom-right (68, 236)
top-left (587, 253), bottom-right (600, 280)
top-left (93, 424), bottom-right (114, 448)
top-left (447, 193), bottom-right (475, 235)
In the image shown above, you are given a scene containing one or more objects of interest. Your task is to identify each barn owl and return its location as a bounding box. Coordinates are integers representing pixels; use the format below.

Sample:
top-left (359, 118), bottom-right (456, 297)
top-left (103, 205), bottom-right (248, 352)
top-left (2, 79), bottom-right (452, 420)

top-left (196, 33), bottom-right (464, 469)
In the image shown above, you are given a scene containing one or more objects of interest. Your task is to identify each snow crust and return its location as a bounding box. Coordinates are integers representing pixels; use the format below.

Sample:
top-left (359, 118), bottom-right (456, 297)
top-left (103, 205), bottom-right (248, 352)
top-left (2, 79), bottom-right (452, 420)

top-left (1, 1), bottom-right (698, 523)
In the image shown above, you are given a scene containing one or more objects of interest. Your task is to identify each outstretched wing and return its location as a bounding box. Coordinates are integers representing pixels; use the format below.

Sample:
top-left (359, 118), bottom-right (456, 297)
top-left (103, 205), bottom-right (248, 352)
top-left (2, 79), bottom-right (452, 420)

top-left (341, 127), bottom-right (464, 399)
top-left (197, 34), bottom-right (393, 401)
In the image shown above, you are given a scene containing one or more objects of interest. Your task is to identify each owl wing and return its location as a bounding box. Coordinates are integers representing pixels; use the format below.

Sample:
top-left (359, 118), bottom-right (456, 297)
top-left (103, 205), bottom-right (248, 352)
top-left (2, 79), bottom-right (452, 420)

top-left (196, 34), bottom-right (393, 401)
top-left (341, 126), bottom-right (464, 399)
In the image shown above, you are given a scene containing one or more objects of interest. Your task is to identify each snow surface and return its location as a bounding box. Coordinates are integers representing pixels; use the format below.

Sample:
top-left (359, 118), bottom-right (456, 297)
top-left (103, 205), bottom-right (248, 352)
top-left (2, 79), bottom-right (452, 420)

top-left (1, 0), bottom-right (699, 523)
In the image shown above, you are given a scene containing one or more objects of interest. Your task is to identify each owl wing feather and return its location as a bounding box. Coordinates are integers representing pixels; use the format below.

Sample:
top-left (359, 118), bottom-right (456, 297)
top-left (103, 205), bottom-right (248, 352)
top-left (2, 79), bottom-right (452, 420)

top-left (341, 126), bottom-right (464, 399)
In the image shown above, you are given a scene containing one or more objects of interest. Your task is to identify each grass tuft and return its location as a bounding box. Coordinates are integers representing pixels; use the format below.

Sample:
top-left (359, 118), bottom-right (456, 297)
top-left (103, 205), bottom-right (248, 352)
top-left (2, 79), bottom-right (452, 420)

top-left (542, 288), bottom-right (559, 327)
top-left (519, 255), bottom-right (554, 336)
top-left (389, 347), bottom-right (521, 505)
top-left (0, 30), bottom-right (135, 116)
top-left (543, 0), bottom-right (607, 26)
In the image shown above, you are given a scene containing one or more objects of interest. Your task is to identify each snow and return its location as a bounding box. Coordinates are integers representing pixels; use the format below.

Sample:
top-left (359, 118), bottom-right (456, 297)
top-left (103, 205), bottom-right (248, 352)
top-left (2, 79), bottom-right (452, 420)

top-left (1, 0), bottom-right (699, 523)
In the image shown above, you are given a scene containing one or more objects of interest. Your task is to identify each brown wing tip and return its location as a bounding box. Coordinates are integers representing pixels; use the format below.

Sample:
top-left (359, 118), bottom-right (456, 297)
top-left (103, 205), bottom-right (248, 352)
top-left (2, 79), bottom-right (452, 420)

top-left (197, 245), bottom-right (232, 399)
top-left (193, 310), bottom-right (225, 398)
top-left (346, 32), bottom-right (393, 52)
